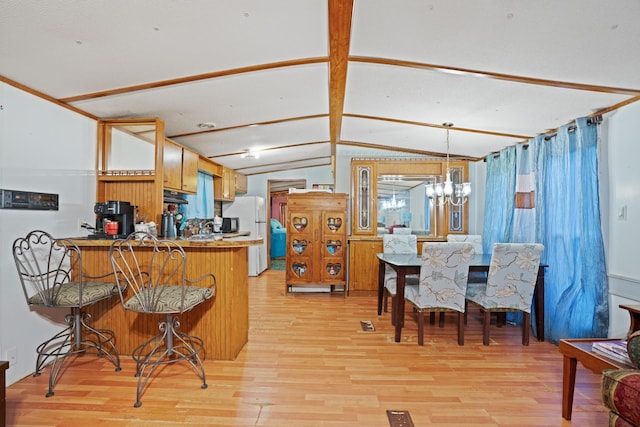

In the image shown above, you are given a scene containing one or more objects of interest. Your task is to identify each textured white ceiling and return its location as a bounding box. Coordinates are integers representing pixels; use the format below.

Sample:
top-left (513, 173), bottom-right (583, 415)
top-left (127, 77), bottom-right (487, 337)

top-left (1, 0), bottom-right (639, 175)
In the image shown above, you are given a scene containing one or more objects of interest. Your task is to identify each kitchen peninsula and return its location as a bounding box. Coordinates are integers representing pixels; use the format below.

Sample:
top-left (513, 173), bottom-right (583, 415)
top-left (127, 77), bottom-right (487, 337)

top-left (73, 236), bottom-right (262, 360)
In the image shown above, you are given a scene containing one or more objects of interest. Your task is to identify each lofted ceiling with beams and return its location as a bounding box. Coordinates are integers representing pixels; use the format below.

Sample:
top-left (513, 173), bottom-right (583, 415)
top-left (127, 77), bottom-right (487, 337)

top-left (1, 0), bottom-right (639, 176)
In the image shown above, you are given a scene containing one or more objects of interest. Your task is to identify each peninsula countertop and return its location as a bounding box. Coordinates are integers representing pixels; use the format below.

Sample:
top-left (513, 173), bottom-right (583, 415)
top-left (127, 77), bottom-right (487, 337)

top-left (71, 234), bottom-right (263, 248)
top-left (72, 233), bottom-right (259, 360)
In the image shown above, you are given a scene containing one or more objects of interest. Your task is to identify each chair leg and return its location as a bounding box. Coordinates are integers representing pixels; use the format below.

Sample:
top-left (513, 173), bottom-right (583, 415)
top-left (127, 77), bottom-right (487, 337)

top-left (417, 312), bottom-right (424, 346)
top-left (131, 314), bottom-right (207, 408)
top-left (438, 312), bottom-right (445, 328)
top-left (429, 312), bottom-right (435, 324)
top-left (383, 289), bottom-right (388, 313)
top-left (390, 296), bottom-right (396, 325)
top-left (497, 313), bottom-right (506, 327)
top-left (457, 312), bottom-right (465, 346)
top-left (464, 301), bottom-right (468, 325)
top-left (483, 310), bottom-right (491, 345)
top-left (34, 308), bottom-right (121, 398)
top-left (522, 312), bottom-right (530, 346)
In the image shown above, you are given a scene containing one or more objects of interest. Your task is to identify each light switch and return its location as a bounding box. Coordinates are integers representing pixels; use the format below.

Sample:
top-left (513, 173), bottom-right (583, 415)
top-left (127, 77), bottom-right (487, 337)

top-left (618, 205), bottom-right (627, 220)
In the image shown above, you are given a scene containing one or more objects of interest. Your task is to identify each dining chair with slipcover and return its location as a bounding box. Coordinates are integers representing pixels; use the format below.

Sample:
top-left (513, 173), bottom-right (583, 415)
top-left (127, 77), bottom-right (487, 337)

top-left (392, 227), bottom-right (413, 235)
top-left (447, 234), bottom-right (485, 283)
top-left (465, 242), bottom-right (544, 345)
top-left (403, 242), bottom-right (473, 345)
top-left (381, 233), bottom-right (419, 320)
top-left (12, 230), bottom-right (121, 397)
top-left (448, 234), bottom-right (487, 324)
top-left (109, 232), bottom-right (216, 407)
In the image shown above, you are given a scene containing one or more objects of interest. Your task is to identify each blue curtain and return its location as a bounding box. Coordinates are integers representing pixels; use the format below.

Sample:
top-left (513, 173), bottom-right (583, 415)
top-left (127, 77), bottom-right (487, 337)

top-left (181, 172), bottom-right (214, 219)
top-left (482, 145), bottom-right (516, 254)
top-left (482, 117), bottom-right (608, 343)
top-left (531, 117), bottom-right (608, 342)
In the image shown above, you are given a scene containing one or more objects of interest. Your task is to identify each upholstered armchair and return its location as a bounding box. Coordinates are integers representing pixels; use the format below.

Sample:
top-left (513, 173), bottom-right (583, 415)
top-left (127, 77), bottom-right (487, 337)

top-left (602, 330), bottom-right (640, 427)
top-left (270, 218), bottom-right (286, 258)
top-left (404, 242), bottom-right (474, 345)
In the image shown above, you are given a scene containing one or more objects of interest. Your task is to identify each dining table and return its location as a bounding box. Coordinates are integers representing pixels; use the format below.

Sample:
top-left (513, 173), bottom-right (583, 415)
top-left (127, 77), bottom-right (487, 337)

top-left (377, 253), bottom-right (548, 343)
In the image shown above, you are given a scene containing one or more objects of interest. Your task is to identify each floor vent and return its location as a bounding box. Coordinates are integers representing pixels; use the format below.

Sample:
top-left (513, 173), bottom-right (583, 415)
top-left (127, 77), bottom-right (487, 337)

top-left (386, 410), bottom-right (415, 427)
top-left (360, 320), bottom-right (375, 331)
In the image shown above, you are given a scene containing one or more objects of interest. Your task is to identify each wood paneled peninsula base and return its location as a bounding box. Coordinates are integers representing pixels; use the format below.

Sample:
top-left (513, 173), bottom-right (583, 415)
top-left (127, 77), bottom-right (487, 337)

top-left (73, 236), bottom-right (262, 360)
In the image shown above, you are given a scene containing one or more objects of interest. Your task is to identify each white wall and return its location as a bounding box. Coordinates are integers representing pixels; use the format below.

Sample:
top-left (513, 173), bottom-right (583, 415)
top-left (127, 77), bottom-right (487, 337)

top-left (0, 82), bottom-right (98, 385)
top-left (602, 102), bottom-right (640, 337)
top-left (245, 166), bottom-right (334, 198)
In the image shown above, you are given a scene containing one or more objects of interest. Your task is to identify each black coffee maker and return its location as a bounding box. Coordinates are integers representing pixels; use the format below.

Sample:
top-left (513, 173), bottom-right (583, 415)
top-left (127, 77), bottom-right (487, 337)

top-left (90, 200), bottom-right (135, 239)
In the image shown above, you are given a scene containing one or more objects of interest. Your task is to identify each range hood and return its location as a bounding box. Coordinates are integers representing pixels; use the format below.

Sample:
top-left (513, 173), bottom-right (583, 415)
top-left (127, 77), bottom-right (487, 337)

top-left (163, 190), bottom-right (188, 205)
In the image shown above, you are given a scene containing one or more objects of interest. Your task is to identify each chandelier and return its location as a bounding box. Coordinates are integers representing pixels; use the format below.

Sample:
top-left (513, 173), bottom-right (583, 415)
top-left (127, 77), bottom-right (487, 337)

top-left (425, 122), bottom-right (471, 207)
top-left (381, 185), bottom-right (406, 211)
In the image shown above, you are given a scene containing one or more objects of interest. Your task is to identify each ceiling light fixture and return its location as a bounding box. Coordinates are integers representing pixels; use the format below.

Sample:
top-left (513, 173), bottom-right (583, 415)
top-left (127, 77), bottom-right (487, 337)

top-left (241, 149), bottom-right (259, 159)
top-left (425, 122), bottom-right (471, 207)
top-left (197, 122), bottom-right (216, 130)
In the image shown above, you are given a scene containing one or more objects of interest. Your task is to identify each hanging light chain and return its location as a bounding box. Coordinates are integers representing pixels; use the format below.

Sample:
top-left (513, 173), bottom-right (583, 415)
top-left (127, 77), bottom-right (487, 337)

top-left (424, 122), bottom-right (471, 207)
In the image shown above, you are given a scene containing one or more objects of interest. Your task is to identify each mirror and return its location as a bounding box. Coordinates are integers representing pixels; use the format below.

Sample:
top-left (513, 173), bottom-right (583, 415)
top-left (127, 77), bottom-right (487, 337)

top-left (350, 159), bottom-right (468, 237)
top-left (102, 122), bottom-right (157, 173)
top-left (376, 176), bottom-right (438, 236)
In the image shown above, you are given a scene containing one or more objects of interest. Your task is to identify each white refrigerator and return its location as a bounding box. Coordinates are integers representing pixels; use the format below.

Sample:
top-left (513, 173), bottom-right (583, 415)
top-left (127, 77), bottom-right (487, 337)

top-left (222, 196), bottom-right (268, 276)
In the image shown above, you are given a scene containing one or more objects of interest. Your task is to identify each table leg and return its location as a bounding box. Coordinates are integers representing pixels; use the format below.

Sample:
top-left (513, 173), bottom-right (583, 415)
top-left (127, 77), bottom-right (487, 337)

top-left (534, 266), bottom-right (545, 342)
top-left (394, 270), bottom-right (406, 342)
top-left (562, 353), bottom-right (577, 420)
top-left (377, 260), bottom-right (385, 316)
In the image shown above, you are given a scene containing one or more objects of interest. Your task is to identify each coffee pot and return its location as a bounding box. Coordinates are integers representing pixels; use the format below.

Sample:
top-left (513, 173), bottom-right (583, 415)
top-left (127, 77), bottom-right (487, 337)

top-left (212, 216), bottom-right (223, 233)
top-left (161, 212), bottom-right (177, 238)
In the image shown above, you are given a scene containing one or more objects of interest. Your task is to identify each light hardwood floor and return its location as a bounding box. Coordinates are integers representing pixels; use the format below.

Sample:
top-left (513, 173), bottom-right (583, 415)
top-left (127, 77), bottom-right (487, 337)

top-left (6, 269), bottom-right (608, 426)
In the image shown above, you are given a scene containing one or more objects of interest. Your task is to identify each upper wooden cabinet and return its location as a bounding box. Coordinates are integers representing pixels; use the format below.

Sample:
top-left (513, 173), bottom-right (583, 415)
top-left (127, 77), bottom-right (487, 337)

top-left (235, 172), bottom-right (247, 194)
top-left (98, 118), bottom-right (163, 176)
top-left (163, 138), bottom-right (198, 194)
top-left (96, 118), bottom-right (166, 226)
top-left (214, 166), bottom-right (236, 201)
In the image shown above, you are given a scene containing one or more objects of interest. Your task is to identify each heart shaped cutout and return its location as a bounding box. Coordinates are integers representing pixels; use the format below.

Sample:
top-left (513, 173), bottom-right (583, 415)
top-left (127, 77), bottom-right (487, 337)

top-left (327, 217), bottom-right (342, 232)
top-left (292, 216), bottom-right (308, 232)
top-left (326, 240), bottom-right (342, 255)
top-left (292, 262), bottom-right (308, 278)
top-left (292, 239), bottom-right (308, 254)
top-left (326, 263), bottom-right (341, 277)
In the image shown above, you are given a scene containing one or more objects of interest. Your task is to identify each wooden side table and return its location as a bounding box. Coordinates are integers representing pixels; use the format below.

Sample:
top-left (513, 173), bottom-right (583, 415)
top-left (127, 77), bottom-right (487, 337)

top-left (620, 304), bottom-right (640, 338)
top-left (559, 338), bottom-right (633, 420)
top-left (1, 361), bottom-right (8, 427)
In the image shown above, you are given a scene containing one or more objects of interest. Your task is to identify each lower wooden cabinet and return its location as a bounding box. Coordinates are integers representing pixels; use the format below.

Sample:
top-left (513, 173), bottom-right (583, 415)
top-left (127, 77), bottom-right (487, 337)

top-left (347, 239), bottom-right (383, 291)
top-left (285, 192), bottom-right (348, 294)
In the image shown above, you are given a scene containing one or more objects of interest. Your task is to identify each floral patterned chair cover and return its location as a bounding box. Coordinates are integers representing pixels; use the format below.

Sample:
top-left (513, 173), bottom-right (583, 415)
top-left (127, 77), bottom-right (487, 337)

top-left (447, 234), bottom-right (485, 284)
top-left (393, 227), bottom-right (413, 235)
top-left (602, 368), bottom-right (640, 427)
top-left (404, 242), bottom-right (473, 345)
top-left (381, 234), bottom-right (419, 317)
top-left (465, 242), bottom-right (543, 345)
top-left (447, 234), bottom-right (483, 254)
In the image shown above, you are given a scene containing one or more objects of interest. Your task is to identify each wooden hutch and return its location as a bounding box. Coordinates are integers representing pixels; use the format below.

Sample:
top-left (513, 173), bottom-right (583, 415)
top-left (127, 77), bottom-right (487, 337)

top-left (348, 158), bottom-right (470, 292)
